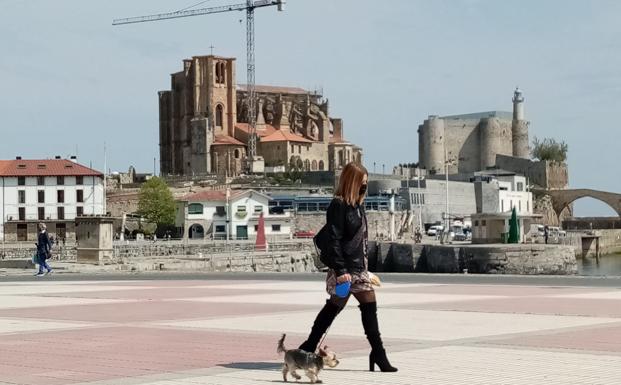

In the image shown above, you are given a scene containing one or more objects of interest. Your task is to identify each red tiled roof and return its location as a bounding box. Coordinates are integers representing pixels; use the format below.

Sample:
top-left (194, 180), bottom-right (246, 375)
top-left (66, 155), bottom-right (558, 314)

top-left (0, 159), bottom-right (102, 177)
top-left (213, 135), bottom-right (244, 146)
top-left (261, 129), bottom-right (313, 143)
top-left (237, 84), bottom-right (309, 95)
top-left (181, 189), bottom-right (245, 202)
top-left (235, 123), bottom-right (277, 138)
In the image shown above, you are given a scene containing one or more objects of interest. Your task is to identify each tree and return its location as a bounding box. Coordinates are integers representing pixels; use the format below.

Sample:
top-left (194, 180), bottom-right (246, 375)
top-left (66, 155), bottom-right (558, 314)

top-left (137, 177), bottom-right (176, 225)
top-left (531, 137), bottom-right (568, 163)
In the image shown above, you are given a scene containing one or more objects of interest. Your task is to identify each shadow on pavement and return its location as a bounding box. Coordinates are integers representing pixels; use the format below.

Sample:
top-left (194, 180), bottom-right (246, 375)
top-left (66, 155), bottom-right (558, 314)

top-left (219, 361), bottom-right (281, 370)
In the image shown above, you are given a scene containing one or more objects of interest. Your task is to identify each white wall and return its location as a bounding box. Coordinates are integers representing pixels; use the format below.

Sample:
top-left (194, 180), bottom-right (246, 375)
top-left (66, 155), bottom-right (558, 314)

top-left (183, 191), bottom-right (291, 239)
top-left (1, 175), bottom-right (104, 240)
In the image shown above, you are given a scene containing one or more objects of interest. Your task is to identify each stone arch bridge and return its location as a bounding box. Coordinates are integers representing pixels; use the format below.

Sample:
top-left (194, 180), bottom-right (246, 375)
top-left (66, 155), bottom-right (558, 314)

top-left (537, 189), bottom-right (621, 218)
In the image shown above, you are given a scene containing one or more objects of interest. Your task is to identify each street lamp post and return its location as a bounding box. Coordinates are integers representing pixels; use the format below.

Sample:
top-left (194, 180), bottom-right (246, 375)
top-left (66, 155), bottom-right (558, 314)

top-left (442, 149), bottom-right (455, 244)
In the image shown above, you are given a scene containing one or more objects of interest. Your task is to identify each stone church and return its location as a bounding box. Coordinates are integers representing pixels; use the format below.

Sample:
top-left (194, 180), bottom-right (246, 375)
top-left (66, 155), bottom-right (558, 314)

top-left (158, 55), bottom-right (362, 176)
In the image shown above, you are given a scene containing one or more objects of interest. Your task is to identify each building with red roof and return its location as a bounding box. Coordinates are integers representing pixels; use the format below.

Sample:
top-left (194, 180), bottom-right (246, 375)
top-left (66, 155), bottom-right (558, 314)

top-left (0, 157), bottom-right (104, 241)
top-left (175, 189), bottom-right (291, 240)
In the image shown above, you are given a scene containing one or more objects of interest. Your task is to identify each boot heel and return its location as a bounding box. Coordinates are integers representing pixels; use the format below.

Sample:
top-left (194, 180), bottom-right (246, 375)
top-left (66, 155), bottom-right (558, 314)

top-left (369, 354), bottom-right (375, 372)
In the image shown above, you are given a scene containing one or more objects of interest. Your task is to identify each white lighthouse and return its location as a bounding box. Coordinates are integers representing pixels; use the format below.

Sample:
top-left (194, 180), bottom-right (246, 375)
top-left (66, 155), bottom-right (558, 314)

top-left (511, 87), bottom-right (529, 158)
top-left (512, 87), bottom-right (525, 121)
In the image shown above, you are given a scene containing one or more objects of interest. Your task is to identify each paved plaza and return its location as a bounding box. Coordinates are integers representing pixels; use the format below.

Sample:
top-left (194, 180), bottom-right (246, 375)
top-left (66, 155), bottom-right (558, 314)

top-left (2, 274), bottom-right (621, 384)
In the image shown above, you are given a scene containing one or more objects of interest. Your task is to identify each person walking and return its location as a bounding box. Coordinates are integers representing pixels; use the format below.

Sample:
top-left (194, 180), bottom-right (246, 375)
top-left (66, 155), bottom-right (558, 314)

top-left (34, 223), bottom-right (53, 276)
top-left (299, 162), bottom-right (397, 372)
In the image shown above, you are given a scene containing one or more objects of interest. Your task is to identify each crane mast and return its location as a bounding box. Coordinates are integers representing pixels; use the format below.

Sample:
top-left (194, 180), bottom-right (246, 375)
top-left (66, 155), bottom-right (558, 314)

top-left (113, 0), bottom-right (286, 172)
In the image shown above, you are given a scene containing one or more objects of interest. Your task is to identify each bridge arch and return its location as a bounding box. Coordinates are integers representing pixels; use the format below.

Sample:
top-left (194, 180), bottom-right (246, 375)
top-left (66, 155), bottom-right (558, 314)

top-left (542, 189), bottom-right (621, 218)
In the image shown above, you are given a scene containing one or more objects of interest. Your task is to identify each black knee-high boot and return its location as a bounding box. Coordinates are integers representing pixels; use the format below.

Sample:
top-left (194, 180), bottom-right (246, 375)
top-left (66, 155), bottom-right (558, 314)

top-left (298, 300), bottom-right (341, 353)
top-left (359, 302), bottom-right (398, 372)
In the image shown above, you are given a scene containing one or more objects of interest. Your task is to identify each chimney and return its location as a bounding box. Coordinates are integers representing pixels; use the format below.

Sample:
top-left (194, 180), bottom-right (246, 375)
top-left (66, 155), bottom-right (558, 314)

top-left (55, 155), bottom-right (61, 159)
top-left (15, 156), bottom-right (21, 160)
top-left (70, 156), bottom-right (78, 163)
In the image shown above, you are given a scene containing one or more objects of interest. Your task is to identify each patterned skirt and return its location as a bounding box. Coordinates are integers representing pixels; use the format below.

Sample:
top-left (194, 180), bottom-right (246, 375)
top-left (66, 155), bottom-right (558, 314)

top-left (326, 266), bottom-right (373, 296)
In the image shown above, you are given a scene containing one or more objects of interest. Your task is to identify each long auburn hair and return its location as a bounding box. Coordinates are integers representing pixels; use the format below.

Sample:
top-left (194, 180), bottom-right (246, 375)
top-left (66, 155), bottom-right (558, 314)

top-left (335, 162), bottom-right (368, 206)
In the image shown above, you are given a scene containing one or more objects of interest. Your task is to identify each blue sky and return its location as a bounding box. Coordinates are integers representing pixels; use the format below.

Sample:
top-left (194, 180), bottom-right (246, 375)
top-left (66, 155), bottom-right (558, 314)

top-left (1, 0), bottom-right (619, 215)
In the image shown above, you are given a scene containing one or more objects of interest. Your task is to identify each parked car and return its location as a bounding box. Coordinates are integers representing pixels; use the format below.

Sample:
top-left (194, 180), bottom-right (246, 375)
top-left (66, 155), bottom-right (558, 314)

top-left (549, 226), bottom-right (567, 237)
top-left (451, 226), bottom-right (468, 242)
top-left (427, 225), bottom-right (443, 236)
top-left (294, 230), bottom-right (315, 239)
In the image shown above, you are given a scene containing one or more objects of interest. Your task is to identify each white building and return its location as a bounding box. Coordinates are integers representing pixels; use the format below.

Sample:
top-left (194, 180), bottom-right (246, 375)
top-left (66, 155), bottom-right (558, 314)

top-left (472, 173), bottom-right (539, 243)
top-left (0, 157), bottom-right (104, 241)
top-left (176, 189), bottom-right (292, 240)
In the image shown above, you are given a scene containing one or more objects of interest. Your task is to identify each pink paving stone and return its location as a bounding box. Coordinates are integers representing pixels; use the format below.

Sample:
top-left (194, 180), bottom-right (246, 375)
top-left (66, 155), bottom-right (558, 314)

top-left (87, 279), bottom-right (269, 287)
top-left (0, 326), bottom-right (370, 385)
top-left (0, 301), bottom-right (314, 322)
top-left (381, 284), bottom-right (614, 297)
top-left (490, 324), bottom-right (621, 353)
top-left (39, 287), bottom-right (286, 300)
top-left (399, 297), bottom-right (621, 318)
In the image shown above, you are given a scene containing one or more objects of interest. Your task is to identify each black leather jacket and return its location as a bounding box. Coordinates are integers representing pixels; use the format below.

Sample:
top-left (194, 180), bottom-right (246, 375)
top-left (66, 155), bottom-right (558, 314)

top-left (326, 198), bottom-right (367, 276)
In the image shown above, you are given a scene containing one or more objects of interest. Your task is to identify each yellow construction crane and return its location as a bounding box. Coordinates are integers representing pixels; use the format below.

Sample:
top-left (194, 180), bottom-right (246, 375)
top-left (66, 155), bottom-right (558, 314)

top-left (113, 0), bottom-right (287, 172)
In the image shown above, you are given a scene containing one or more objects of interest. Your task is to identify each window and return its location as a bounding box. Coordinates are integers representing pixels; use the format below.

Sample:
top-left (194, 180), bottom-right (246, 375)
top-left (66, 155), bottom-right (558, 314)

top-left (272, 224), bottom-right (281, 232)
top-left (188, 203), bottom-right (203, 215)
top-left (18, 190), bottom-right (25, 204)
top-left (216, 206), bottom-right (226, 216)
top-left (215, 225), bottom-right (226, 233)
top-left (215, 61), bottom-right (226, 84)
top-left (319, 160), bottom-right (325, 171)
top-left (235, 206), bottom-right (247, 219)
top-left (77, 206), bottom-right (84, 216)
top-left (17, 224), bottom-right (27, 241)
top-left (527, 201), bottom-right (530, 212)
top-left (482, 220), bottom-right (487, 226)
top-left (298, 145), bottom-right (301, 154)
top-left (76, 189), bottom-right (84, 203)
top-left (38, 207), bottom-right (45, 220)
top-left (254, 205), bottom-right (263, 214)
top-left (76, 176), bottom-right (83, 185)
top-left (57, 176), bottom-right (64, 185)
top-left (37, 176), bottom-right (45, 185)
top-left (57, 190), bottom-right (64, 203)
top-left (18, 176), bottom-right (25, 186)
top-left (38, 190), bottom-right (44, 203)
top-left (517, 182), bottom-right (524, 192)
top-left (18, 207), bottom-right (25, 220)
top-left (291, 145), bottom-right (294, 153)
top-left (234, 148), bottom-right (240, 159)
top-left (56, 223), bottom-right (66, 239)
top-left (254, 225), bottom-right (259, 232)
top-left (57, 207), bottom-right (65, 220)
top-left (215, 104), bottom-right (223, 127)
top-left (474, 220), bottom-right (479, 226)
top-left (501, 201), bottom-right (504, 212)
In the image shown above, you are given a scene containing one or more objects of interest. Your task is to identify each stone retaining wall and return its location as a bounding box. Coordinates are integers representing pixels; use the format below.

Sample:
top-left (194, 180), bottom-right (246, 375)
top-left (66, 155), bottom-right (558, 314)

top-left (367, 242), bottom-right (577, 275)
top-left (562, 229), bottom-right (621, 258)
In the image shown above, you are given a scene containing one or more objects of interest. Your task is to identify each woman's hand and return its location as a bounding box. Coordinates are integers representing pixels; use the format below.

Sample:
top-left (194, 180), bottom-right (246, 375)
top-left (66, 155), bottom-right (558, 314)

top-left (336, 273), bottom-right (352, 284)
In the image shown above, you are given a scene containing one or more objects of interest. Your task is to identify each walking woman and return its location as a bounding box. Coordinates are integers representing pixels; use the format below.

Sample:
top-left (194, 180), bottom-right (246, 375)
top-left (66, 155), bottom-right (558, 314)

top-left (35, 223), bottom-right (53, 276)
top-left (299, 162), bottom-right (397, 372)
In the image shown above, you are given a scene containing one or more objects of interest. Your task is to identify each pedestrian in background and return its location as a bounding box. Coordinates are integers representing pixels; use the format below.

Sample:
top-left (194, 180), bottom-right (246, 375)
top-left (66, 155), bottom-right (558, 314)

top-left (34, 223), bottom-right (53, 276)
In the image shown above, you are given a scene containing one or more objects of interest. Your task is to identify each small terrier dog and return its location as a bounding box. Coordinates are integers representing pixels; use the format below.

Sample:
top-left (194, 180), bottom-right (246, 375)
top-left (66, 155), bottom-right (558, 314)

top-left (277, 334), bottom-right (339, 383)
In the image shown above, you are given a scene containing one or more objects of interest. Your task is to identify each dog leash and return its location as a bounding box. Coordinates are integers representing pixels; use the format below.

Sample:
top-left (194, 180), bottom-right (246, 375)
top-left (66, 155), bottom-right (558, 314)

top-left (316, 326), bottom-right (331, 354)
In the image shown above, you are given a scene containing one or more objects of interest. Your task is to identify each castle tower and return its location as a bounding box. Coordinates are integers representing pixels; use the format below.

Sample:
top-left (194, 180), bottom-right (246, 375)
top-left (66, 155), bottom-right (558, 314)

top-left (480, 117), bottom-right (503, 169)
top-left (511, 87), bottom-right (529, 158)
top-left (421, 115), bottom-right (445, 174)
